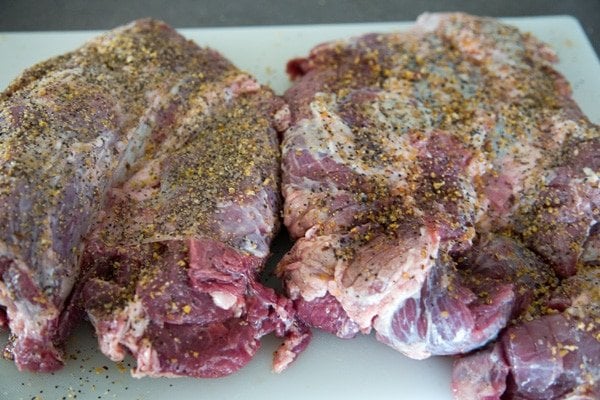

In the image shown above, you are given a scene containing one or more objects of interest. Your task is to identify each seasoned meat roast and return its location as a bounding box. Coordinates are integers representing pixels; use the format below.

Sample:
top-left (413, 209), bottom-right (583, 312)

top-left (0, 19), bottom-right (193, 371)
top-left (78, 30), bottom-right (310, 377)
top-left (0, 19), bottom-right (309, 376)
top-left (277, 12), bottom-right (599, 398)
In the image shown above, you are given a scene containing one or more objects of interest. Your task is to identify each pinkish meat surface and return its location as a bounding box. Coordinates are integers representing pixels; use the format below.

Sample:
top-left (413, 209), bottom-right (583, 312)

top-left (453, 267), bottom-right (600, 400)
top-left (0, 19), bottom-right (241, 372)
top-left (293, 292), bottom-right (359, 339)
top-left (278, 222), bottom-right (442, 343)
top-left (379, 235), bottom-right (557, 358)
top-left (516, 138), bottom-right (600, 277)
top-left (78, 38), bottom-right (309, 377)
top-left (277, 11), bottom-right (600, 384)
top-left (452, 342), bottom-right (509, 400)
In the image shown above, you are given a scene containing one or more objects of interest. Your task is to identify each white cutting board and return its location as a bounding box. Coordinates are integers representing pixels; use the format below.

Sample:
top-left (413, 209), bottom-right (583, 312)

top-left (0, 16), bottom-right (599, 400)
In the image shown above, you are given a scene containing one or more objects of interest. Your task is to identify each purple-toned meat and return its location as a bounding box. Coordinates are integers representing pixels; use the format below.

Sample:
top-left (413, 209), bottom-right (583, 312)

top-left (516, 138), bottom-right (600, 277)
top-left (0, 19), bottom-right (241, 371)
top-left (453, 267), bottom-right (600, 400)
top-left (377, 235), bottom-right (557, 358)
top-left (279, 221), bottom-right (442, 344)
top-left (79, 52), bottom-right (309, 377)
top-left (278, 10), bottom-right (599, 371)
top-left (281, 232), bottom-right (556, 359)
top-left (451, 342), bottom-right (509, 400)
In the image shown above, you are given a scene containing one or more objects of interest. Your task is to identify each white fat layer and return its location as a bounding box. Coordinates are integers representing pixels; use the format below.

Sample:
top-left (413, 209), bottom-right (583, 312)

top-left (223, 74), bottom-right (260, 103)
top-left (553, 117), bottom-right (589, 140)
top-left (125, 300), bottom-right (150, 338)
top-left (583, 167), bottom-right (600, 187)
top-left (415, 13), bottom-right (442, 32)
top-left (335, 318), bottom-right (360, 339)
top-left (92, 298), bottom-right (149, 362)
top-left (273, 105), bottom-right (291, 132)
top-left (210, 291), bottom-right (238, 310)
top-left (91, 313), bottom-right (127, 362)
top-left (123, 159), bottom-right (161, 192)
top-left (112, 113), bottom-right (153, 185)
top-left (283, 236), bottom-right (338, 302)
top-left (131, 341), bottom-right (180, 378)
top-left (272, 334), bottom-right (305, 374)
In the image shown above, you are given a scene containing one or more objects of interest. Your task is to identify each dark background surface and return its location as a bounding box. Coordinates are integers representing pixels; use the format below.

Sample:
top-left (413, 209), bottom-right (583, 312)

top-left (1, 0), bottom-right (598, 55)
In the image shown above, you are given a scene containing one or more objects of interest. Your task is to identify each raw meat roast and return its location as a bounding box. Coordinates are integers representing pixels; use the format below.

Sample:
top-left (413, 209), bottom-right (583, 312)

top-left (277, 12), bottom-right (599, 398)
top-left (0, 19), bottom-right (309, 376)
top-left (78, 26), bottom-right (310, 377)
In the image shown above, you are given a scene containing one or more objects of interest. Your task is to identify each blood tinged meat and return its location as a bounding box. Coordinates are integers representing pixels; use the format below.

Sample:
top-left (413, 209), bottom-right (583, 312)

top-left (135, 282), bottom-right (310, 378)
top-left (83, 239), bottom-right (308, 378)
top-left (139, 320), bottom-right (261, 378)
top-left (452, 267), bottom-right (600, 400)
top-left (0, 19), bottom-right (242, 372)
top-left (135, 241), bottom-right (241, 327)
top-left (452, 233), bottom-right (600, 398)
top-left (282, 144), bottom-right (367, 239)
top-left (135, 287), bottom-right (305, 379)
top-left (501, 267), bottom-right (600, 399)
top-left (83, 213), bottom-right (311, 378)
top-left (458, 235), bottom-right (559, 321)
top-left (285, 33), bottom-right (395, 124)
